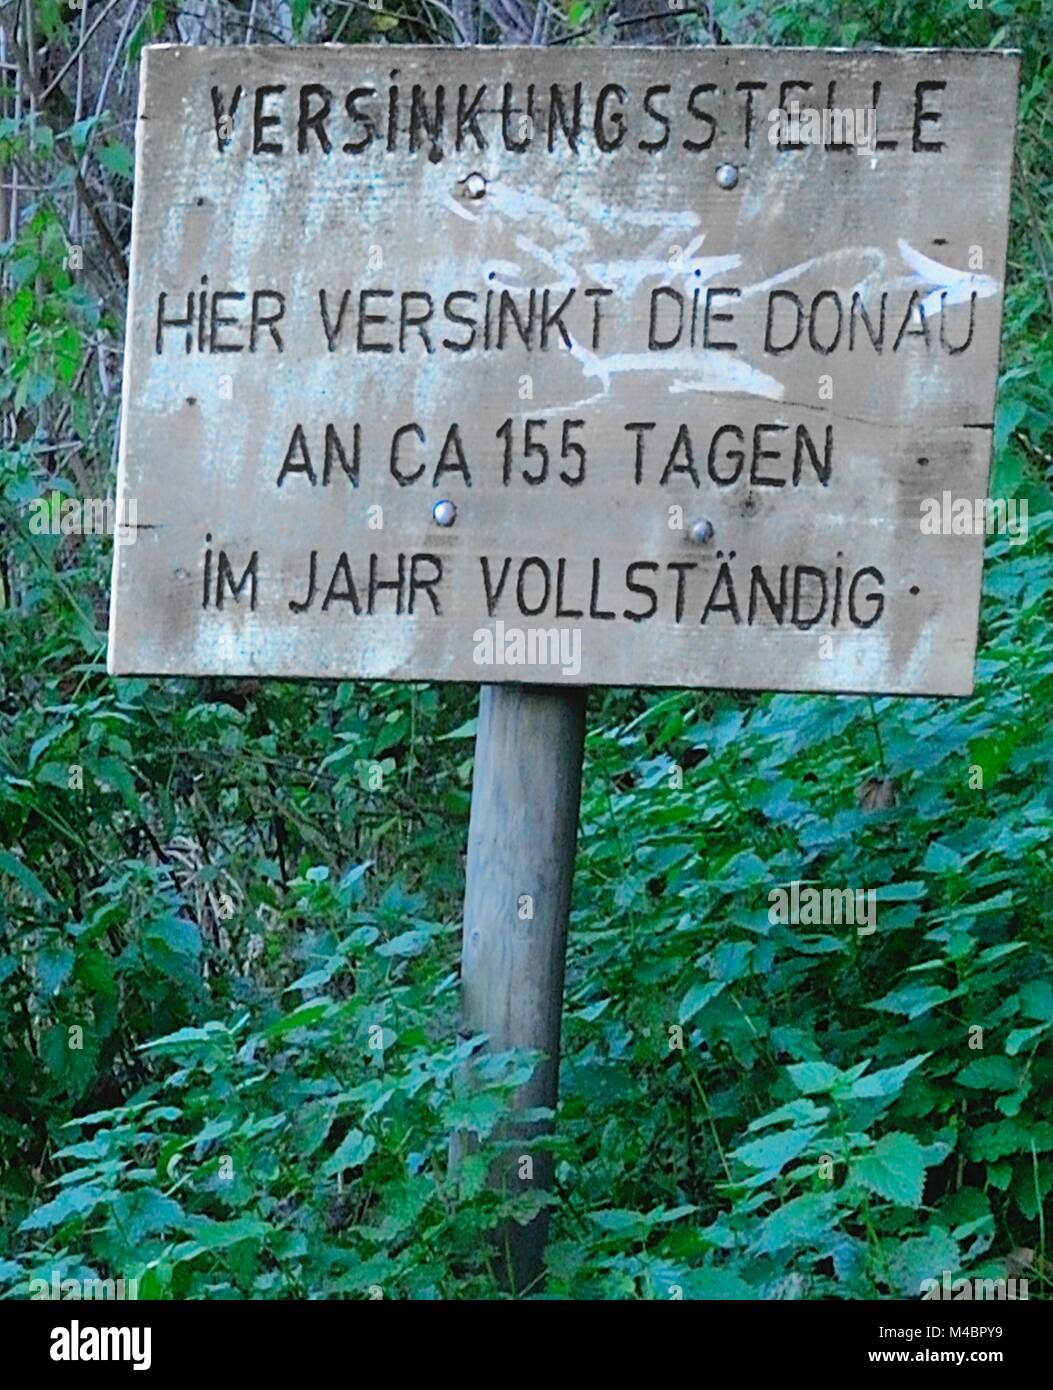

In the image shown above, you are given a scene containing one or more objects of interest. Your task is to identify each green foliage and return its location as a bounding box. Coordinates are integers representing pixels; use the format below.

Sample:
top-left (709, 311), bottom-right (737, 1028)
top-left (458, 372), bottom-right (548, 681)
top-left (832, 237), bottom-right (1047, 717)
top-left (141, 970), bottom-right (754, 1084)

top-left (1, 0), bottom-right (1051, 1299)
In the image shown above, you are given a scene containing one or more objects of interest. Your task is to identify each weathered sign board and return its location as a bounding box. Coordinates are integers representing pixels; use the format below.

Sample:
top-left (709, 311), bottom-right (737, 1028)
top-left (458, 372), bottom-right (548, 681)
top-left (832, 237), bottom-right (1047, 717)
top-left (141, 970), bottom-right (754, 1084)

top-left (108, 46), bottom-right (1019, 694)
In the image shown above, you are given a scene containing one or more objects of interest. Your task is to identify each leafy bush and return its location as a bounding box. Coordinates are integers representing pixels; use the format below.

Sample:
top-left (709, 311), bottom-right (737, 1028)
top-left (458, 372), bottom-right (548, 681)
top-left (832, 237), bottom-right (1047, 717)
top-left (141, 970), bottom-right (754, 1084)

top-left (1, 0), bottom-right (1051, 1298)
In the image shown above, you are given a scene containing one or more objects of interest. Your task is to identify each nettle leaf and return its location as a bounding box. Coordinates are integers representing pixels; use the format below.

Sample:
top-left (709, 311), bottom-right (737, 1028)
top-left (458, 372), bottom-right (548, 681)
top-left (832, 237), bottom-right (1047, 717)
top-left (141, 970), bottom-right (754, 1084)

top-left (322, 1128), bottom-right (376, 1176)
top-left (750, 1192), bottom-right (837, 1256)
top-left (731, 1126), bottom-right (822, 1173)
top-left (1019, 979), bottom-right (1053, 1023)
top-left (90, 755), bottom-right (140, 813)
top-left (966, 1119), bottom-right (1053, 1162)
top-left (376, 928), bottom-right (432, 958)
top-left (590, 1208), bottom-right (648, 1232)
top-left (987, 1162), bottom-right (1013, 1191)
top-left (956, 1056), bottom-right (1020, 1091)
top-left (37, 945), bottom-right (75, 996)
top-left (975, 941), bottom-right (1027, 964)
top-left (96, 139), bottom-right (134, 179)
top-left (787, 1061), bottom-right (843, 1094)
top-left (849, 1052), bottom-right (931, 1100)
top-left (1006, 1024), bottom-right (1048, 1055)
top-left (748, 1098), bottom-right (830, 1132)
top-left (678, 1267), bottom-right (759, 1300)
top-left (868, 983), bottom-right (955, 1019)
top-left (444, 1089), bottom-right (506, 1137)
top-left (830, 1234), bottom-right (867, 1287)
top-left (28, 722), bottom-right (71, 768)
top-left (677, 978), bottom-right (726, 1023)
top-left (18, 1183), bottom-right (109, 1232)
top-left (111, 1190), bottom-right (184, 1243)
top-left (262, 1000), bottom-right (333, 1039)
top-left (178, 1215), bottom-right (272, 1252)
top-left (888, 1230), bottom-right (961, 1297)
top-left (874, 880), bottom-right (927, 902)
top-left (139, 1022), bottom-right (229, 1052)
top-left (0, 849), bottom-right (55, 905)
top-left (921, 840), bottom-right (965, 874)
top-left (36, 762), bottom-right (73, 790)
top-left (143, 915), bottom-right (201, 959)
top-left (711, 940), bottom-right (752, 980)
top-left (853, 1132), bottom-right (930, 1208)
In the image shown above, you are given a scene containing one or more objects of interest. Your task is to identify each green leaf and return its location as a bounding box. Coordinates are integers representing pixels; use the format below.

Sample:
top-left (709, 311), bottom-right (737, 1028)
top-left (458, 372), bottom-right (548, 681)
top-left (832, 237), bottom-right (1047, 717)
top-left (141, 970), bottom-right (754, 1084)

top-left (711, 941), bottom-right (752, 981)
top-left (144, 915), bottom-right (201, 959)
top-left (677, 978), bottom-right (726, 1023)
top-left (888, 1230), bottom-right (961, 1297)
top-left (178, 1215), bottom-right (271, 1251)
top-left (786, 1061), bottom-right (842, 1094)
top-left (868, 983), bottom-right (954, 1019)
top-left (35, 762), bottom-right (73, 790)
top-left (679, 1267), bottom-right (759, 1299)
top-left (322, 1128), bottom-right (375, 1176)
top-left (849, 1053), bottom-right (930, 1100)
top-left (112, 1189), bottom-right (184, 1243)
top-left (590, 1208), bottom-right (647, 1232)
top-left (751, 1192), bottom-right (837, 1256)
top-left (91, 755), bottom-right (140, 813)
top-left (263, 1000), bottom-right (332, 1039)
top-left (439, 718), bottom-right (478, 740)
top-left (96, 140), bottom-right (133, 179)
top-left (18, 1183), bottom-right (108, 1232)
top-left (731, 1126), bottom-right (821, 1173)
top-left (874, 880), bottom-right (927, 901)
top-left (1019, 980), bottom-right (1053, 1023)
top-left (853, 1132), bottom-right (929, 1208)
top-left (0, 849), bottom-right (55, 904)
top-left (1006, 1025), bottom-right (1048, 1055)
top-left (139, 1022), bottom-right (228, 1052)
top-left (376, 928), bottom-right (432, 958)
top-left (37, 945), bottom-right (75, 996)
top-left (957, 1056), bottom-right (1019, 1091)
top-left (28, 723), bottom-right (70, 768)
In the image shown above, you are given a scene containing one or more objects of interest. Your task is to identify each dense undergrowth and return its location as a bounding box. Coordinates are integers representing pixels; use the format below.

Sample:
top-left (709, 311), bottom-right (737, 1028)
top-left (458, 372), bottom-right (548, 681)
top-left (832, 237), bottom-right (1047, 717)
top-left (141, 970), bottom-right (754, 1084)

top-left (1, 0), bottom-right (1051, 1297)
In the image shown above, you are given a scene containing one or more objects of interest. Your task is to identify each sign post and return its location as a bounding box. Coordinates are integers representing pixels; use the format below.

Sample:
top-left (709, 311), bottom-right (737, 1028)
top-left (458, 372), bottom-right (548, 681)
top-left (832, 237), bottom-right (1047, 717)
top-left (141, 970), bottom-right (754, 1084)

top-left (109, 44), bottom-right (1019, 1292)
top-left (458, 684), bottom-right (587, 1291)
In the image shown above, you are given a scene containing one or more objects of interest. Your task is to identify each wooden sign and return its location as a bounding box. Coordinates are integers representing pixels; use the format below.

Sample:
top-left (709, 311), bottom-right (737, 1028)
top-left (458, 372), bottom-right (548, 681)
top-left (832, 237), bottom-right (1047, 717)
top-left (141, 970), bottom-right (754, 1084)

top-left (108, 45), bottom-right (1019, 694)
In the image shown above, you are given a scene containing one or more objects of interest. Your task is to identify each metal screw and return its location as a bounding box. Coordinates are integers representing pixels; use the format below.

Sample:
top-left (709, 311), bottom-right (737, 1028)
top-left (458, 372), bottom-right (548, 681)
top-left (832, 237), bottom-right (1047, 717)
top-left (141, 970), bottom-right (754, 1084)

top-left (690, 518), bottom-right (715, 545)
top-left (461, 172), bottom-right (486, 200)
top-left (716, 163), bottom-right (739, 190)
top-left (433, 499), bottom-right (457, 527)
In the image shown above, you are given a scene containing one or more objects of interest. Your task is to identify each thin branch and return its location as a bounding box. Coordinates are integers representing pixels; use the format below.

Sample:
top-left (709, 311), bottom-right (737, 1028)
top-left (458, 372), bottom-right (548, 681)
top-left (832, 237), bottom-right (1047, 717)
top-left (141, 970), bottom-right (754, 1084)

top-left (324, 0), bottom-right (458, 43)
top-left (0, 3), bottom-right (128, 281)
top-left (548, 5), bottom-right (689, 45)
top-left (38, 0), bottom-right (124, 106)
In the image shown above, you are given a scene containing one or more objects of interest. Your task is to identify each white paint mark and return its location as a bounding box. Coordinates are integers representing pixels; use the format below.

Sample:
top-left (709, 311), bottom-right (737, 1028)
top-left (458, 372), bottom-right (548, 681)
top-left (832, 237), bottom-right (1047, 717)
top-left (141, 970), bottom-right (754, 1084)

top-left (897, 240), bottom-right (999, 316)
top-left (556, 342), bottom-right (784, 410)
top-left (441, 193), bottom-right (478, 223)
top-left (585, 233), bottom-right (740, 300)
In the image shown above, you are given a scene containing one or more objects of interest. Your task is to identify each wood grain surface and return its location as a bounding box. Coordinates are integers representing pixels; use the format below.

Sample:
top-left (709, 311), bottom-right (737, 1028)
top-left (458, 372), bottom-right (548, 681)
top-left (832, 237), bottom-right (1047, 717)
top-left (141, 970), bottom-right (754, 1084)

top-left (108, 45), bottom-right (1019, 694)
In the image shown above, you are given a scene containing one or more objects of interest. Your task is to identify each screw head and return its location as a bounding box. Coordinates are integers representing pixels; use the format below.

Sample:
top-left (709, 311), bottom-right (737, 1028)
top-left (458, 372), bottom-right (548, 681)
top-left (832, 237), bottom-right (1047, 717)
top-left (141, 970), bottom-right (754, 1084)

top-left (716, 163), bottom-right (739, 190)
top-left (433, 499), bottom-right (457, 527)
top-left (690, 518), bottom-right (715, 545)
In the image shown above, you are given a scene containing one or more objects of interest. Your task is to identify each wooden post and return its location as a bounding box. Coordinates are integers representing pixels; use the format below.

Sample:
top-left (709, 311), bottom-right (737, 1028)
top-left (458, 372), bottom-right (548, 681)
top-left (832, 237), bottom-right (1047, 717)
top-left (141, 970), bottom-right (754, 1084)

top-left (457, 682), bottom-right (588, 1293)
